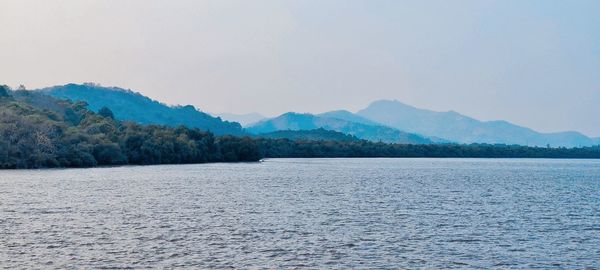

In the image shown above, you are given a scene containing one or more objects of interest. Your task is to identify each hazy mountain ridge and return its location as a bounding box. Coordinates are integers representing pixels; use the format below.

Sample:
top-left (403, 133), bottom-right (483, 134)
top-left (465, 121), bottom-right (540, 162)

top-left (246, 112), bottom-right (433, 144)
top-left (39, 83), bottom-right (245, 135)
top-left (358, 100), bottom-right (598, 147)
top-left (28, 83), bottom-right (598, 147)
top-left (215, 112), bottom-right (266, 127)
top-left (317, 110), bottom-right (381, 126)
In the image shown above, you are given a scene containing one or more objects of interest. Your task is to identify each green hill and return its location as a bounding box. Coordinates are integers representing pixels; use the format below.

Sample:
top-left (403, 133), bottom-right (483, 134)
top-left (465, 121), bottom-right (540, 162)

top-left (39, 83), bottom-right (245, 135)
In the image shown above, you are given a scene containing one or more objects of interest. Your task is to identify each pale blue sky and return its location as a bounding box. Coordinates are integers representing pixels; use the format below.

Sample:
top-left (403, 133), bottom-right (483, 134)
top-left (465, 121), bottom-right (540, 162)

top-left (1, 0), bottom-right (599, 136)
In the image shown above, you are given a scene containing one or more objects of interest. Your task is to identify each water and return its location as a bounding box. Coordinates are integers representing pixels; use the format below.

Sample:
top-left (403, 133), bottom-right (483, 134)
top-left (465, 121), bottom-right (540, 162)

top-left (1, 158), bottom-right (600, 269)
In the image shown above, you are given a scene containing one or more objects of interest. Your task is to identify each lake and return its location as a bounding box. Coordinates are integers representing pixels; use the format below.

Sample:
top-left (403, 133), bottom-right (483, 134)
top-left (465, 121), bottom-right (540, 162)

top-left (1, 158), bottom-right (600, 269)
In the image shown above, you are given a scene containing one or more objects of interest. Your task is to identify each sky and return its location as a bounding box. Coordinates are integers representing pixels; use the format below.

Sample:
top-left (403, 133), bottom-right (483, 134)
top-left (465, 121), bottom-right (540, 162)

top-left (1, 0), bottom-right (599, 136)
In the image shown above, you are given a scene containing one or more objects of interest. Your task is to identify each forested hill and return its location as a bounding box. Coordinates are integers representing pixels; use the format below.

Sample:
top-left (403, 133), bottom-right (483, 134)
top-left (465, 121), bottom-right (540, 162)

top-left (39, 83), bottom-right (245, 136)
top-left (0, 86), bottom-right (260, 169)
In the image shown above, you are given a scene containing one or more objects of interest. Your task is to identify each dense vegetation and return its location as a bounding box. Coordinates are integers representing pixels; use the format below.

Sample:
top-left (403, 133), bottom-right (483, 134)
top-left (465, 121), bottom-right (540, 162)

top-left (256, 128), bottom-right (360, 142)
top-left (1, 85), bottom-right (600, 169)
top-left (257, 139), bottom-right (600, 159)
top-left (0, 87), bottom-right (259, 169)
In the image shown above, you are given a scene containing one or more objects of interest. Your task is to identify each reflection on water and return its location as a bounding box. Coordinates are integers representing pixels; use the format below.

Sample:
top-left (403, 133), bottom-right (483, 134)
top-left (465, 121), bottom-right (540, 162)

top-left (1, 158), bottom-right (600, 268)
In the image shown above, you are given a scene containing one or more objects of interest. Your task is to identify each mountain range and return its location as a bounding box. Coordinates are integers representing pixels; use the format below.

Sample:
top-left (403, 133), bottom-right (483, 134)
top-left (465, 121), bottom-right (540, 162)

top-left (28, 83), bottom-right (599, 147)
top-left (246, 112), bottom-right (433, 144)
top-left (357, 100), bottom-right (600, 147)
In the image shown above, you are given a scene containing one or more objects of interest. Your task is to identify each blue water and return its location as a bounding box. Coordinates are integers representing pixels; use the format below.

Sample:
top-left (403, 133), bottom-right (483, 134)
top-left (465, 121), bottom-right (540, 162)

top-left (1, 158), bottom-right (600, 269)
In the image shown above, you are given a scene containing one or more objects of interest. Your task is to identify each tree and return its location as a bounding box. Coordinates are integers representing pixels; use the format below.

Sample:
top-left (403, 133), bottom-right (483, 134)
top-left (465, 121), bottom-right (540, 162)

top-left (98, 106), bottom-right (115, 119)
top-left (0, 85), bottom-right (10, 98)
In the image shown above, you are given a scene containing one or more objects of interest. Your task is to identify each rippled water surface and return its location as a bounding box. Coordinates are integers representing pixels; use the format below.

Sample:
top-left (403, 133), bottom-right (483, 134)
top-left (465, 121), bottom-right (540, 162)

top-left (1, 158), bottom-right (600, 269)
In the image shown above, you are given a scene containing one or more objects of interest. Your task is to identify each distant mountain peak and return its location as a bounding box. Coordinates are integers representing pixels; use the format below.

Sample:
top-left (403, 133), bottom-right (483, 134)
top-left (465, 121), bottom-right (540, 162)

top-left (322, 109), bottom-right (354, 115)
top-left (370, 99), bottom-right (414, 107)
top-left (358, 99), bottom-right (597, 147)
top-left (281, 112), bottom-right (312, 117)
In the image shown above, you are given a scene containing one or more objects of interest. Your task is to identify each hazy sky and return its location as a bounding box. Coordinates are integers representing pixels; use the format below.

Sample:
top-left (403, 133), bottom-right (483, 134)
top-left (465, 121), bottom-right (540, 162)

top-left (1, 0), bottom-right (599, 136)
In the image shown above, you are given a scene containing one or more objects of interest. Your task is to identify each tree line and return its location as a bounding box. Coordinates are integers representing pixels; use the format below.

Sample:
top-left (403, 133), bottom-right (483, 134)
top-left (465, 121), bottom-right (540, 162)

top-left (257, 139), bottom-right (600, 159)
